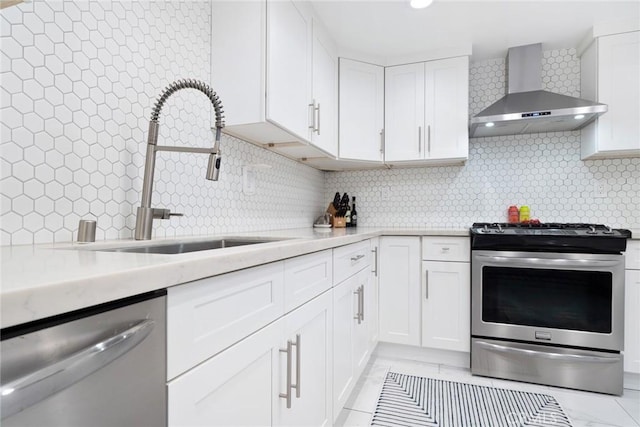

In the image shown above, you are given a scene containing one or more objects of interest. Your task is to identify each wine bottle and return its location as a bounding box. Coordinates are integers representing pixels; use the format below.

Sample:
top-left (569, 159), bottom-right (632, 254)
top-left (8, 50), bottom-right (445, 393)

top-left (344, 193), bottom-right (351, 227)
top-left (351, 196), bottom-right (357, 227)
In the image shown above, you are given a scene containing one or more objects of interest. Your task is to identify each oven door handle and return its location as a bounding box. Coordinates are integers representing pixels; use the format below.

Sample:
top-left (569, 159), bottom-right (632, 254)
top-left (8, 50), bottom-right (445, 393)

top-left (474, 255), bottom-right (620, 268)
top-left (475, 340), bottom-right (620, 363)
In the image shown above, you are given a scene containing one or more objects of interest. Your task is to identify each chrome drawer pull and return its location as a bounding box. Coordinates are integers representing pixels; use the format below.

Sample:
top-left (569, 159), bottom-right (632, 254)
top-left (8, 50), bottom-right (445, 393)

top-left (350, 254), bottom-right (365, 262)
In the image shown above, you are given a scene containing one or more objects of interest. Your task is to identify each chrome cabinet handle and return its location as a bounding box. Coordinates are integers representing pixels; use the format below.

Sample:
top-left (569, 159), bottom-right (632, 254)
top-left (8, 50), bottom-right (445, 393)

top-left (350, 254), bottom-right (365, 262)
top-left (418, 126), bottom-right (422, 153)
top-left (353, 287), bottom-right (361, 323)
top-left (379, 129), bottom-right (384, 155)
top-left (475, 341), bottom-right (621, 363)
top-left (308, 101), bottom-right (319, 134)
top-left (279, 339), bottom-right (293, 409)
top-left (441, 247), bottom-right (450, 252)
top-left (371, 247), bottom-right (378, 276)
top-left (360, 285), bottom-right (365, 322)
top-left (425, 270), bottom-right (429, 299)
top-left (294, 334), bottom-right (301, 398)
top-left (0, 319), bottom-right (155, 419)
top-left (427, 124), bottom-right (431, 153)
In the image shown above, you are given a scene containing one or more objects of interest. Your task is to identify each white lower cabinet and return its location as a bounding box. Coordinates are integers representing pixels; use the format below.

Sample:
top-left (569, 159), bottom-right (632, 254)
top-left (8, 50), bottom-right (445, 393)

top-left (168, 291), bottom-right (332, 427)
top-left (332, 267), bottom-right (372, 420)
top-left (168, 319), bottom-right (281, 426)
top-left (275, 291), bottom-right (333, 426)
top-left (167, 241), bottom-right (378, 426)
top-left (369, 237), bottom-right (380, 346)
top-left (421, 237), bottom-right (470, 352)
top-left (421, 261), bottom-right (470, 352)
top-left (378, 236), bottom-right (421, 345)
top-left (625, 267), bottom-right (640, 374)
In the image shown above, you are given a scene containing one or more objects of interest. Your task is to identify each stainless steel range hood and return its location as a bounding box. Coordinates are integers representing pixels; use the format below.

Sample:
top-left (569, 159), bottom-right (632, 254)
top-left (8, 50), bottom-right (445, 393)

top-left (469, 43), bottom-right (607, 138)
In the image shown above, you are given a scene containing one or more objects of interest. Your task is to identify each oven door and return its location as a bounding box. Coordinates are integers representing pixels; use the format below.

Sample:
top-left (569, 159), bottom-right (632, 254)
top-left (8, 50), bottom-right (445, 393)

top-left (471, 250), bottom-right (625, 351)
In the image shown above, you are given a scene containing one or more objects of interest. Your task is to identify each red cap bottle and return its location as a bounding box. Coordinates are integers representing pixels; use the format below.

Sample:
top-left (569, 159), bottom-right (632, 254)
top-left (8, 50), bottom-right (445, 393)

top-left (508, 206), bottom-right (519, 223)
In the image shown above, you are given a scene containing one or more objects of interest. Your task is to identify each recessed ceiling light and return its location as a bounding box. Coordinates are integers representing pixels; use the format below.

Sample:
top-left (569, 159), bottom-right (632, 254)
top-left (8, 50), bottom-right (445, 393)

top-left (574, 114), bottom-right (585, 120)
top-left (485, 122), bottom-right (495, 127)
top-left (410, 0), bottom-right (433, 9)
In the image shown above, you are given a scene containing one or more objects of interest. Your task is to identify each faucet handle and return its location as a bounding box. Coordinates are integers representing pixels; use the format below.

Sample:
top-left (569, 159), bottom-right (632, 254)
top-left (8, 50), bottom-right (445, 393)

top-left (152, 208), bottom-right (183, 220)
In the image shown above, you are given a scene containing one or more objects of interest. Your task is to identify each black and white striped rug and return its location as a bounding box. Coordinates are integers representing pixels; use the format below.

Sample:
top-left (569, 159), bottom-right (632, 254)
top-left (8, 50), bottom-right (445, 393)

top-left (371, 372), bottom-right (573, 426)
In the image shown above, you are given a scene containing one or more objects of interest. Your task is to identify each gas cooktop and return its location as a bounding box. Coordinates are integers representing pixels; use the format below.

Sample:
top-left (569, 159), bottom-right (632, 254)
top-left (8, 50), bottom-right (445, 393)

top-left (471, 222), bottom-right (631, 237)
top-left (470, 222), bottom-right (632, 253)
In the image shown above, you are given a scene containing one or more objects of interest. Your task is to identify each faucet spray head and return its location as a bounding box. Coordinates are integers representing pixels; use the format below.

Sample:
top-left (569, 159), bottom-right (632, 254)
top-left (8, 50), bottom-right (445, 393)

top-left (206, 151), bottom-right (221, 181)
top-left (206, 127), bottom-right (223, 181)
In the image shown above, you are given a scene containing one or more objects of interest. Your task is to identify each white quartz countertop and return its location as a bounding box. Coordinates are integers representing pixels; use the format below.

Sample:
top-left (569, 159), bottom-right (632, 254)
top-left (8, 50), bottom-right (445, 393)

top-left (0, 227), bottom-right (468, 329)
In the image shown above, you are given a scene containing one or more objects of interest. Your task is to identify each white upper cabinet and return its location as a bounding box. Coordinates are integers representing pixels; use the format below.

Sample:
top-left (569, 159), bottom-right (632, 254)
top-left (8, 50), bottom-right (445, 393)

top-left (311, 17), bottom-right (339, 156)
top-left (211, 0), bottom-right (338, 161)
top-left (580, 31), bottom-right (640, 159)
top-left (267, 0), bottom-right (312, 141)
top-left (384, 63), bottom-right (425, 162)
top-left (385, 57), bottom-right (469, 164)
top-left (425, 57), bottom-right (470, 161)
top-left (338, 58), bottom-right (385, 162)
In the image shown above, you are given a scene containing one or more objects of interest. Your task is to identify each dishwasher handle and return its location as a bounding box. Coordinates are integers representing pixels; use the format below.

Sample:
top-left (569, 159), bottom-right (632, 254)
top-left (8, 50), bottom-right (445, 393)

top-left (0, 319), bottom-right (155, 419)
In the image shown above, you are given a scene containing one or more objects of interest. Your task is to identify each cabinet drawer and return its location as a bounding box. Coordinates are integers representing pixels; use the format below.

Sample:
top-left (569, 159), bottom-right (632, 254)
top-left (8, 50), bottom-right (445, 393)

top-left (167, 262), bottom-right (285, 380)
top-left (284, 249), bottom-right (333, 312)
top-left (333, 240), bottom-right (371, 284)
top-left (625, 240), bottom-right (640, 270)
top-left (422, 236), bottom-right (470, 262)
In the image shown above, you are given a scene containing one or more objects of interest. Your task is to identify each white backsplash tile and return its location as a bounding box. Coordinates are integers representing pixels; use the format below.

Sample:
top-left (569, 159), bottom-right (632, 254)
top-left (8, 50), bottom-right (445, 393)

top-left (326, 50), bottom-right (639, 229)
top-left (1, 2), bottom-right (638, 245)
top-left (0, 0), bottom-right (325, 245)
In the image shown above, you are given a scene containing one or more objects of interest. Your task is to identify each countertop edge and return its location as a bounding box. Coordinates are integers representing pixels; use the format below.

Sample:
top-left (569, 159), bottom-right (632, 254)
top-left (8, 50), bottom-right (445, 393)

top-left (1, 228), bottom-right (469, 328)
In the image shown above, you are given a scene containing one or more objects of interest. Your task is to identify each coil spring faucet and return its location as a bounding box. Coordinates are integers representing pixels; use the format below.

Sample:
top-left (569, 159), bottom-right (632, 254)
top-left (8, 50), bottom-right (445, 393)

top-left (134, 79), bottom-right (225, 240)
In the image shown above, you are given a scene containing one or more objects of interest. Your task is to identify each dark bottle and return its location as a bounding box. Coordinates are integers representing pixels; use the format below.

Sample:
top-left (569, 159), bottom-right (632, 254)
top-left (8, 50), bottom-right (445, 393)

top-left (350, 196), bottom-right (357, 227)
top-left (343, 193), bottom-right (351, 227)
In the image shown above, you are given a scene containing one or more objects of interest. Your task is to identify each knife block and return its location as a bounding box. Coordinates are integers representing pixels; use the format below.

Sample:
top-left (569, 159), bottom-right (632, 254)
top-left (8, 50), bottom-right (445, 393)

top-left (332, 216), bottom-right (346, 228)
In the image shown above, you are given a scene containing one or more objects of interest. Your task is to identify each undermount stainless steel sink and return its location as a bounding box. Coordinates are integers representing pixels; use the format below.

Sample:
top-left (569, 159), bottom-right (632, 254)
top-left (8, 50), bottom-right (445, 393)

top-left (90, 237), bottom-right (283, 255)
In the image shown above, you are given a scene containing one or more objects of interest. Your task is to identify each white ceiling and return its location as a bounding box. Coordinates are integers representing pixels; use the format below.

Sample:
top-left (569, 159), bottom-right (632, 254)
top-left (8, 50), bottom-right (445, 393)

top-left (310, 0), bottom-right (640, 62)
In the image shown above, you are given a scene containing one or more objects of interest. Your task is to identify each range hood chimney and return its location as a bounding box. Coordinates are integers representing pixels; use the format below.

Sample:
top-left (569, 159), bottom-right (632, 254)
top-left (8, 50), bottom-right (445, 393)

top-left (469, 43), bottom-right (607, 138)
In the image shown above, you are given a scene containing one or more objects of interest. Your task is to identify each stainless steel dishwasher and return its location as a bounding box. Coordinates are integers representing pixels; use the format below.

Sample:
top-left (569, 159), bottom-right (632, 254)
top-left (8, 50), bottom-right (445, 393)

top-left (0, 290), bottom-right (167, 426)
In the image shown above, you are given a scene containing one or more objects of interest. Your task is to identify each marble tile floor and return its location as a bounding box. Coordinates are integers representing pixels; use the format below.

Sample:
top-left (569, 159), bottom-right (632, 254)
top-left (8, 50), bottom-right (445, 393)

top-left (336, 354), bottom-right (640, 427)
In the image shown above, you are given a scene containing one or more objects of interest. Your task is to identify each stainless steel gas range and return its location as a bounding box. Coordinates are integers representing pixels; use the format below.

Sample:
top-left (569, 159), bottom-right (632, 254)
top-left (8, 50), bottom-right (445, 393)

top-left (469, 222), bottom-right (632, 395)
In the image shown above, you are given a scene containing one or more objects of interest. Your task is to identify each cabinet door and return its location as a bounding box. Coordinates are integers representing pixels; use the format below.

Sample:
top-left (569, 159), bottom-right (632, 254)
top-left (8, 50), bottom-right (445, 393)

top-left (384, 63), bottom-right (425, 161)
top-left (424, 56), bottom-right (469, 160)
top-left (597, 31), bottom-right (640, 154)
top-left (332, 276), bottom-right (357, 417)
top-left (421, 261), bottom-right (470, 352)
top-left (267, 0), bottom-right (311, 141)
top-left (284, 249), bottom-right (332, 313)
top-left (353, 268), bottom-right (372, 378)
top-left (625, 269), bottom-right (640, 373)
top-left (378, 236), bottom-right (421, 345)
top-left (339, 58), bottom-right (385, 161)
top-left (311, 18), bottom-right (338, 156)
top-left (369, 237), bottom-right (380, 346)
top-left (167, 261), bottom-right (284, 380)
top-left (276, 291), bottom-right (333, 426)
top-left (168, 320), bottom-right (282, 426)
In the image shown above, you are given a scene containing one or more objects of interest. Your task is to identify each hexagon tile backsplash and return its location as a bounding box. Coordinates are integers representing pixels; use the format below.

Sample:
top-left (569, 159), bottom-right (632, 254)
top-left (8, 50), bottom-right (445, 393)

top-left (2, 2), bottom-right (639, 246)
top-left (0, 0), bottom-right (325, 245)
top-left (326, 50), bottom-right (640, 229)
